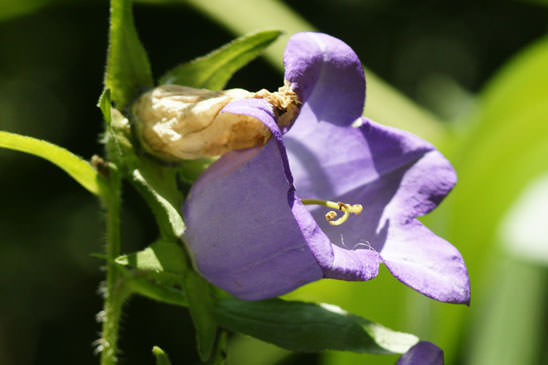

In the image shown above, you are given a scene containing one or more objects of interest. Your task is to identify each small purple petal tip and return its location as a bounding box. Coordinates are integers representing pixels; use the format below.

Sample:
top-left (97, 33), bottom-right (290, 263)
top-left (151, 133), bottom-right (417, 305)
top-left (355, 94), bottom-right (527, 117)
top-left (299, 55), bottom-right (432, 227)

top-left (396, 341), bottom-right (444, 365)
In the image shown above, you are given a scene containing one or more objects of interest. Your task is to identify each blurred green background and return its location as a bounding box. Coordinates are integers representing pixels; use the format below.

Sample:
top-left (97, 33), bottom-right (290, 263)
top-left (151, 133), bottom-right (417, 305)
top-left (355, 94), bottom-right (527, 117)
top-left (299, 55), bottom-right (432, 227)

top-left (1, 0), bottom-right (548, 364)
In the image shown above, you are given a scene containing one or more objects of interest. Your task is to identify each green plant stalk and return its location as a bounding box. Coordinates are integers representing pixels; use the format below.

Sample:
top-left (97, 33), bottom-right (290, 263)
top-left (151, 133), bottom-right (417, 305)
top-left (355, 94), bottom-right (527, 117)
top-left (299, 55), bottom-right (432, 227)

top-left (99, 167), bottom-right (130, 365)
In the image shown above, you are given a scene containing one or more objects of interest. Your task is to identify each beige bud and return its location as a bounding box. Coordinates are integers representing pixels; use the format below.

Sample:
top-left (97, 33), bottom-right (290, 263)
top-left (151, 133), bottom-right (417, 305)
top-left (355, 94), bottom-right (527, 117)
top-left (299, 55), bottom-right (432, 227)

top-left (132, 85), bottom-right (272, 161)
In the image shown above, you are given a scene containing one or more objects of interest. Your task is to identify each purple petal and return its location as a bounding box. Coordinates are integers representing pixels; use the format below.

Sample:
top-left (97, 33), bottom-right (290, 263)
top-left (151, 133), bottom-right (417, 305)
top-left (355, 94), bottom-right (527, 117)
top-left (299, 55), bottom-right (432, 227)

top-left (182, 139), bottom-right (324, 300)
top-left (221, 98), bottom-right (283, 140)
top-left (381, 220), bottom-right (470, 304)
top-left (222, 99), bottom-right (380, 283)
top-left (285, 117), bottom-right (468, 303)
top-left (182, 98), bottom-right (332, 300)
top-left (285, 117), bottom-right (439, 207)
top-left (284, 32), bottom-right (365, 127)
top-left (396, 341), bottom-right (444, 365)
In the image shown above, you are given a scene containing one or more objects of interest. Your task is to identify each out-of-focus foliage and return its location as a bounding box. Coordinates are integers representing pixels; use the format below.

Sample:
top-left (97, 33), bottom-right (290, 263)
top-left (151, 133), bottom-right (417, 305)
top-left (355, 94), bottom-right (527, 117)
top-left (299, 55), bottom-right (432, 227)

top-left (461, 173), bottom-right (548, 365)
top-left (431, 34), bottom-right (548, 363)
top-left (1, 0), bottom-right (548, 364)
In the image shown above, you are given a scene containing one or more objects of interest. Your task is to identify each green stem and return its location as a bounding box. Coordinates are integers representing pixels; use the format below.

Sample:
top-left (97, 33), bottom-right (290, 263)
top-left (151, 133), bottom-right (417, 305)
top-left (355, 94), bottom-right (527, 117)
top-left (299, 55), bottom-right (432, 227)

top-left (99, 166), bottom-right (129, 365)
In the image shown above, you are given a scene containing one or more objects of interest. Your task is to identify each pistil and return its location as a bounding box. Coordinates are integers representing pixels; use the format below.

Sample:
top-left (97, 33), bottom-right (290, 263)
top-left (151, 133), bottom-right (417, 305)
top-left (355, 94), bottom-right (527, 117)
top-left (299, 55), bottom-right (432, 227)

top-left (301, 199), bottom-right (363, 226)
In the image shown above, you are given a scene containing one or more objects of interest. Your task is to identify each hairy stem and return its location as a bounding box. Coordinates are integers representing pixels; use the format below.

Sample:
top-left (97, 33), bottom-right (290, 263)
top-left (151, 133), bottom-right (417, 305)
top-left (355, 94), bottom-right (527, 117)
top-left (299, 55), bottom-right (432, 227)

top-left (99, 167), bottom-right (129, 365)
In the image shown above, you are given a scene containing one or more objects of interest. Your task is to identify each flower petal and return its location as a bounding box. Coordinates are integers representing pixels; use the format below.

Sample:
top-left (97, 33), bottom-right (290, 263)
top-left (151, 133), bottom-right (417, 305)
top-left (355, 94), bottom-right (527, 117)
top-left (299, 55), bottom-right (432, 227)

top-left (285, 118), bottom-right (438, 211)
top-left (286, 118), bottom-right (467, 302)
top-left (284, 32), bottom-right (365, 127)
top-left (396, 341), bottom-right (444, 365)
top-left (223, 98), bottom-right (380, 283)
top-left (381, 220), bottom-right (470, 304)
top-left (182, 139), bottom-right (325, 300)
top-left (183, 98), bottom-right (333, 300)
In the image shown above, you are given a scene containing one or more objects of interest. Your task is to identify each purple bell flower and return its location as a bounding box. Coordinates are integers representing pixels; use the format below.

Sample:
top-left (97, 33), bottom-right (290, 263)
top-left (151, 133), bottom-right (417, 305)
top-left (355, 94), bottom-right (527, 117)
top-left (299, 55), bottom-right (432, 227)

top-left (182, 32), bottom-right (470, 304)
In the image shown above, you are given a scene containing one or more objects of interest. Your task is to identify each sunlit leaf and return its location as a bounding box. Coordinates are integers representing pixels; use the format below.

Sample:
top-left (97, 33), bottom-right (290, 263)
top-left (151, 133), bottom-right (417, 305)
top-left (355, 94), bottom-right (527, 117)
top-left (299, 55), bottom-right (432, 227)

top-left (106, 0), bottom-right (153, 110)
top-left (131, 168), bottom-right (185, 238)
top-left (98, 88), bottom-right (112, 126)
top-left (0, 131), bottom-right (102, 195)
top-left (159, 30), bottom-right (282, 90)
top-left (115, 239), bottom-right (189, 306)
top-left (215, 298), bottom-right (419, 354)
top-left (115, 239), bottom-right (188, 278)
top-left (152, 346), bottom-right (173, 365)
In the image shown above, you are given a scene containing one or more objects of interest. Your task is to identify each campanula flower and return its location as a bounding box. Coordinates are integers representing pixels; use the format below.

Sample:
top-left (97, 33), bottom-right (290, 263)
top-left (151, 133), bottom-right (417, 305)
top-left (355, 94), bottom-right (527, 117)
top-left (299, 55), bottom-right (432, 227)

top-left (181, 32), bottom-right (470, 304)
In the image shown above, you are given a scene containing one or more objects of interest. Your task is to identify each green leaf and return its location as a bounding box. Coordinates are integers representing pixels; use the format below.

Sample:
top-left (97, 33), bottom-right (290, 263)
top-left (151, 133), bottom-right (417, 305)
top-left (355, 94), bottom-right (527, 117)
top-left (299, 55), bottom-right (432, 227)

top-left (115, 239), bottom-right (188, 280)
top-left (0, 131), bottom-right (102, 195)
top-left (207, 330), bottom-right (227, 365)
top-left (215, 298), bottom-right (418, 354)
top-left (127, 272), bottom-right (188, 307)
top-left (115, 239), bottom-right (189, 306)
top-left (152, 346), bottom-right (173, 365)
top-left (98, 88), bottom-right (112, 126)
top-left (106, 0), bottom-right (153, 110)
top-left (131, 168), bottom-right (185, 238)
top-left (159, 30), bottom-right (281, 90)
top-left (184, 271), bottom-right (218, 362)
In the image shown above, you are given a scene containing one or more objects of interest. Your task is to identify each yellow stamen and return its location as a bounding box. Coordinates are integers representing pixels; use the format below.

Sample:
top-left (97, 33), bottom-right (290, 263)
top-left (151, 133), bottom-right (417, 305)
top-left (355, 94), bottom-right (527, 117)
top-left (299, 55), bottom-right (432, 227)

top-left (302, 199), bottom-right (364, 226)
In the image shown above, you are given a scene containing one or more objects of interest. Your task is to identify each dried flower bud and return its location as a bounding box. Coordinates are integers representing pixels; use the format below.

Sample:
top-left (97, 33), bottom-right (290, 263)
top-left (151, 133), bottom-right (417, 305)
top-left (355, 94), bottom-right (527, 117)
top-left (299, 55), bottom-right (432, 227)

top-left (132, 85), bottom-right (270, 161)
top-left (132, 84), bottom-right (300, 161)
top-left (253, 81), bottom-right (300, 132)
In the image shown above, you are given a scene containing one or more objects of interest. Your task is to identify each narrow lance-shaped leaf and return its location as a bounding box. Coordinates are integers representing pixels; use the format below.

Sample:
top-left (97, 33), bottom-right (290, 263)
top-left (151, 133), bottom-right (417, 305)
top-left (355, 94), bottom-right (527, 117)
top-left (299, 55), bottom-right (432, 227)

top-left (115, 239), bottom-right (188, 306)
top-left (159, 30), bottom-right (282, 90)
top-left (98, 88), bottom-right (112, 125)
top-left (106, 0), bottom-right (153, 110)
top-left (131, 169), bottom-right (185, 238)
top-left (126, 273), bottom-right (188, 307)
top-left (152, 346), bottom-right (173, 365)
top-left (115, 239), bottom-right (188, 280)
top-left (0, 131), bottom-right (102, 195)
top-left (215, 298), bottom-right (419, 354)
top-left (184, 271), bottom-right (218, 362)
